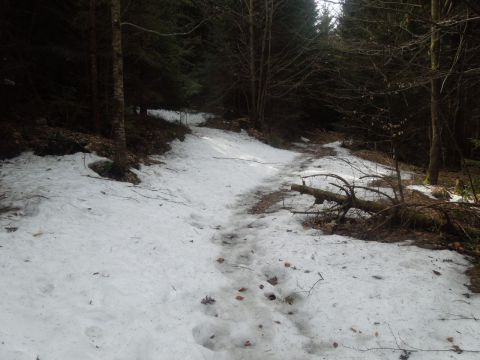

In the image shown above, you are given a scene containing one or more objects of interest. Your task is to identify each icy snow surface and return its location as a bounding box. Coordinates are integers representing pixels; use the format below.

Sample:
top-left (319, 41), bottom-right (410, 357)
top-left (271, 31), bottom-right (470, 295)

top-left (147, 109), bottom-right (212, 126)
top-left (0, 117), bottom-right (479, 360)
top-left (408, 185), bottom-right (465, 203)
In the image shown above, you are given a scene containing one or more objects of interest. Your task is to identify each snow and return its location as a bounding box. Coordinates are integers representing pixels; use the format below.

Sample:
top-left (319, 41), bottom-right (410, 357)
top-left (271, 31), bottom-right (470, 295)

top-left (297, 141), bottom-right (411, 202)
top-left (1, 118), bottom-right (479, 360)
top-left (147, 109), bottom-right (213, 126)
top-left (408, 185), bottom-right (465, 202)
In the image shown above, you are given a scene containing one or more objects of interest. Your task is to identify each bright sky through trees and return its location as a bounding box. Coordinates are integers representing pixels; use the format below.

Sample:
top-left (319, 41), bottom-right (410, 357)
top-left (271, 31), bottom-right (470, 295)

top-left (315, 0), bottom-right (342, 16)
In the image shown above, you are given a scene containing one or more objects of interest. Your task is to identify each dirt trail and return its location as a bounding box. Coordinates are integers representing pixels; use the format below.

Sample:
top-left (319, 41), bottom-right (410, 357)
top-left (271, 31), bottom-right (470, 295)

top-left (192, 140), bottom-right (480, 360)
top-left (192, 146), bottom-right (326, 359)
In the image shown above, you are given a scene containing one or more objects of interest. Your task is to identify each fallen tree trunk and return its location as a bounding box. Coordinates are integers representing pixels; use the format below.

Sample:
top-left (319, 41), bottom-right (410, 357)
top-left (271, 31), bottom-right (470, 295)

top-left (291, 184), bottom-right (480, 239)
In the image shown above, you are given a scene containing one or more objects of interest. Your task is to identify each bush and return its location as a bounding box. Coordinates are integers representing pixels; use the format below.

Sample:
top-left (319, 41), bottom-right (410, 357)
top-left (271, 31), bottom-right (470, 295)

top-left (0, 123), bottom-right (23, 160)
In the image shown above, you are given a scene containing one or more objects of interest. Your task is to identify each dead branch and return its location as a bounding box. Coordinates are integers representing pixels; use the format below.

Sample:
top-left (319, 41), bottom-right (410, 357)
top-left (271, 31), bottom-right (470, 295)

top-left (212, 156), bottom-right (281, 165)
top-left (291, 184), bottom-right (480, 239)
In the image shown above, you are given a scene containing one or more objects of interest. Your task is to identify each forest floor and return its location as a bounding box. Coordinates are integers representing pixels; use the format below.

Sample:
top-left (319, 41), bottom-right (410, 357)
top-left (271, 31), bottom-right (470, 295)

top-left (0, 112), bottom-right (479, 360)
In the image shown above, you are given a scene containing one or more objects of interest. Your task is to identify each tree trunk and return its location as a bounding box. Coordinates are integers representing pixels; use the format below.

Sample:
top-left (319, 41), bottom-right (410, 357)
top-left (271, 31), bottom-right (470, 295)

top-left (140, 105), bottom-right (147, 119)
top-left (89, 0), bottom-right (101, 133)
top-left (256, 0), bottom-right (273, 130)
top-left (248, 0), bottom-right (258, 129)
top-left (425, 0), bottom-right (442, 185)
top-left (111, 0), bottom-right (128, 174)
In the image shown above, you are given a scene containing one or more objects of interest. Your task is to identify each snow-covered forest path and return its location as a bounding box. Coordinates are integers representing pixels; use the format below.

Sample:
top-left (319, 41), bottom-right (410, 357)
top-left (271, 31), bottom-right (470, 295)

top-left (1, 115), bottom-right (479, 360)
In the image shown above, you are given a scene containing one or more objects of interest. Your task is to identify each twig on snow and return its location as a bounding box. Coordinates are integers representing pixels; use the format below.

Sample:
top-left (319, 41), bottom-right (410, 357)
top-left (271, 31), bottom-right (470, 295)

top-left (342, 344), bottom-right (480, 354)
top-left (439, 313), bottom-right (479, 321)
top-left (212, 157), bottom-right (281, 165)
top-left (230, 264), bottom-right (255, 272)
top-left (296, 272), bottom-right (324, 297)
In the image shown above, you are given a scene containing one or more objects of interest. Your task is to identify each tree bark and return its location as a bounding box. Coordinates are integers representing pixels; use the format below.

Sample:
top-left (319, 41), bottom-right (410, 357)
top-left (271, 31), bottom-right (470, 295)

top-left (248, 0), bottom-right (258, 129)
top-left (111, 0), bottom-right (128, 174)
top-left (90, 0), bottom-right (101, 133)
top-left (425, 0), bottom-right (442, 185)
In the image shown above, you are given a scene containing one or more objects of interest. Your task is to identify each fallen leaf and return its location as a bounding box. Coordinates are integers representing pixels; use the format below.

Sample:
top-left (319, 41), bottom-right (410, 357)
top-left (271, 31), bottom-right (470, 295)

top-left (244, 340), bottom-right (252, 347)
top-left (433, 270), bottom-right (442, 276)
top-left (447, 337), bottom-right (454, 343)
top-left (284, 295), bottom-right (295, 305)
top-left (267, 277), bottom-right (278, 286)
top-left (350, 327), bottom-right (357, 333)
top-left (238, 287), bottom-right (247, 292)
top-left (284, 262), bottom-right (291, 268)
top-left (216, 257), bottom-right (225, 264)
top-left (236, 295), bottom-right (245, 301)
top-left (449, 242), bottom-right (464, 251)
top-left (333, 342), bottom-right (338, 348)
top-left (452, 345), bottom-right (463, 354)
top-left (201, 296), bottom-right (216, 305)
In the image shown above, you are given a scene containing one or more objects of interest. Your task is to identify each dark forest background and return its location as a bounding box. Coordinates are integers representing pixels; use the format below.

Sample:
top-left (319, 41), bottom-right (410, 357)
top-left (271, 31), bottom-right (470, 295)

top-left (1, 0), bottom-right (480, 184)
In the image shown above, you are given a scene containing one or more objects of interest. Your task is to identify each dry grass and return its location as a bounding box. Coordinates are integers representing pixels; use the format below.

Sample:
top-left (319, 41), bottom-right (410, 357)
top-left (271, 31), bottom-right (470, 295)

top-left (353, 149), bottom-right (420, 174)
top-left (466, 265), bottom-right (480, 293)
top-left (0, 116), bottom-right (189, 168)
top-left (303, 129), bottom-right (344, 145)
top-left (353, 147), bottom-right (480, 195)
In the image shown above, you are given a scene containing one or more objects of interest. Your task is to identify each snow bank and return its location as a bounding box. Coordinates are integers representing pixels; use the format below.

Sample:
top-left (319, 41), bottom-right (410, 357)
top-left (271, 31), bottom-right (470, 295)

top-left (408, 184), bottom-right (465, 202)
top-left (0, 127), bottom-right (295, 360)
top-left (200, 142), bottom-right (480, 359)
top-left (295, 141), bottom-right (412, 202)
top-left (147, 109), bottom-right (213, 126)
top-left (1, 125), bottom-right (479, 360)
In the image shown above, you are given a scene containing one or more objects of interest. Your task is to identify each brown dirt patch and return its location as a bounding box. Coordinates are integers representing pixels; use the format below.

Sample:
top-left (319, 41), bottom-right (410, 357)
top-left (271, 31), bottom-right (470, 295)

top-left (1, 115), bottom-right (190, 179)
top-left (0, 192), bottom-right (17, 214)
top-left (353, 149), bottom-right (420, 174)
top-left (201, 117), bottom-right (247, 133)
top-left (299, 145), bottom-right (337, 158)
top-left (249, 191), bottom-right (286, 214)
top-left (466, 264), bottom-right (480, 293)
top-left (88, 160), bottom-right (140, 185)
top-left (438, 169), bottom-right (480, 194)
top-left (353, 148), bottom-right (480, 198)
top-left (303, 129), bottom-right (344, 145)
